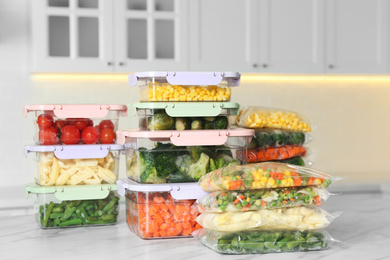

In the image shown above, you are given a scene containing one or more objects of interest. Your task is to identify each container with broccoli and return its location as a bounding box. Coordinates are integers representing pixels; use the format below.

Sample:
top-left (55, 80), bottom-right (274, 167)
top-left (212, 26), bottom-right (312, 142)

top-left (119, 129), bottom-right (254, 184)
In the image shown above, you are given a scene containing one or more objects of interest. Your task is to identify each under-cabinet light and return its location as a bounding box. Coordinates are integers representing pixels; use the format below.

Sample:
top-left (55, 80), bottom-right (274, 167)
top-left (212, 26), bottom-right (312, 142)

top-left (31, 73), bottom-right (390, 83)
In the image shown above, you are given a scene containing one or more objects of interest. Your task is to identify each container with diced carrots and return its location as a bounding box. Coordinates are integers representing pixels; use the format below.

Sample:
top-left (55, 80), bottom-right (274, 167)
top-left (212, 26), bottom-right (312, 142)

top-left (125, 191), bottom-right (202, 239)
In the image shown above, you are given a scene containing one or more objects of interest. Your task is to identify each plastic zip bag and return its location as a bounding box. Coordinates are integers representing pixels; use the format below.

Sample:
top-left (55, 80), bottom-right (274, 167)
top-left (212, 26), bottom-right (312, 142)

top-left (197, 186), bottom-right (330, 213)
top-left (195, 206), bottom-right (339, 232)
top-left (198, 162), bottom-right (337, 192)
top-left (235, 106), bottom-right (311, 132)
top-left (192, 228), bottom-right (338, 254)
top-left (248, 128), bottom-right (310, 149)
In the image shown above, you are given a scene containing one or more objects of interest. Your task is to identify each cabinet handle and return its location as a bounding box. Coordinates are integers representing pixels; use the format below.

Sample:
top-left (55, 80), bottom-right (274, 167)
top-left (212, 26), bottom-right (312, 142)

top-left (107, 62), bottom-right (113, 66)
top-left (262, 64), bottom-right (268, 68)
top-left (328, 64), bottom-right (334, 69)
top-left (119, 62), bottom-right (125, 66)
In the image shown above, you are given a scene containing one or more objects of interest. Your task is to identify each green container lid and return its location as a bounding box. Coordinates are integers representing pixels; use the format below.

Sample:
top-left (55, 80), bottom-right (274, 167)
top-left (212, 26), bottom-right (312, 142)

top-left (25, 183), bottom-right (117, 201)
top-left (132, 102), bottom-right (240, 117)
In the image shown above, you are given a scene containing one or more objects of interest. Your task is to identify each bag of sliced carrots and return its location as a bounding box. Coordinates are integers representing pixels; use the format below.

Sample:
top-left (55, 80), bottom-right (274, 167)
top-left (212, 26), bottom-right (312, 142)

top-left (125, 191), bottom-right (202, 239)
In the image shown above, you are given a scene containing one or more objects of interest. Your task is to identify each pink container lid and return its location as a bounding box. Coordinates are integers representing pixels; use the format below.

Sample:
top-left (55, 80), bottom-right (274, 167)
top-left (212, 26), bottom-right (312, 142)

top-left (24, 104), bottom-right (128, 118)
top-left (116, 128), bottom-right (254, 146)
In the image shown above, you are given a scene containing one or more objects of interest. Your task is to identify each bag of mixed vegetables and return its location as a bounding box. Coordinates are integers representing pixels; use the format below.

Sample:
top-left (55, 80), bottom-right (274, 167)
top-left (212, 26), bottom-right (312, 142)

top-left (197, 186), bottom-right (330, 213)
top-left (235, 106), bottom-right (311, 132)
top-left (192, 229), bottom-right (337, 254)
top-left (198, 162), bottom-right (336, 192)
top-left (195, 206), bottom-right (338, 232)
top-left (245, 145), bottom-right (308, 163)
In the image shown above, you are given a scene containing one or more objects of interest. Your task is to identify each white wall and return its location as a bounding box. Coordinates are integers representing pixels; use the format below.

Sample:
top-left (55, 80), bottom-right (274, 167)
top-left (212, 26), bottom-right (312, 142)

top-left (1, 1), bottom-right (389, 212)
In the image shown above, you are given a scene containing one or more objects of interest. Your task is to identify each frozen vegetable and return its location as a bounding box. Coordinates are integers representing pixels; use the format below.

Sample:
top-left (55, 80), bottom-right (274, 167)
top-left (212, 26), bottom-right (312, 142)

top-left (246, 145), bottom-right (307, 163)
top-left (274, 156), bottom-right (305, 166)
top-left (127, 143), bottom-right (241, 183)
top-left (145, 84), bottom-right (231, 102)
top-left (193, 229), bottom-right (334, 254)
top-left (236, 106), bottom-right (311, 132)
top-left (39, 192), bottom-right (119, 228)
top-left (175, 117), bottom-right (192, 130)
top-left (199, 162), bottom-right (334, 192)
top-left (147, 111), bottom-right (175, 130)
top-left (126, 192), bottom-right (202, 239)
top-left (196, 206), bottom-right (335, 232)
top-left (38, 152), bottom-right (117, 185)
top-left (144, 115), bottom-right (230, 130)
top-left (197, 186), bottom-right (329, 213)
top-left (250, 129), bottom-right (307, 148)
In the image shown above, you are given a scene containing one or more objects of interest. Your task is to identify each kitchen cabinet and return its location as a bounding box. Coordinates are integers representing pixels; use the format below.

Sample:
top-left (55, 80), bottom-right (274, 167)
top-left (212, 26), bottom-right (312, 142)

top-left (32, 0), bottom-right (188, 72)
top-left (188, 0), bottom-right (259, 72)
top-left (258, 0), bottom-right (325, 73)
top-left (325, 0), bottom-right (388, 74)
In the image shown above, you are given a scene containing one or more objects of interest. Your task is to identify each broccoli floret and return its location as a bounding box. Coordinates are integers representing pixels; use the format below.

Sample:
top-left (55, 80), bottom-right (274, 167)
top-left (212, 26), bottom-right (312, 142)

top-left (175, 154), bottom-right (193, 173)
top-left (215, 154), bottom-right (241, 169)
top-left (187, 153), bottom-right (210, 180)
top-left (187, 146), bottom-right (215, 161)
top-left (148, 111), bottom-right (175, 130)
top-left (209, 158), bottom-right (217, 172)
top-left (138, 150), bottom-right (166, 183)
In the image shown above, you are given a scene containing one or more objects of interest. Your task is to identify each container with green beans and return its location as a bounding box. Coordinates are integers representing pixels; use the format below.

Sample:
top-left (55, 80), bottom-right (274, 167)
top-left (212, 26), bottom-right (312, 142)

top-left (197, 186), bottom-right (330, 213)
top-left (193, 229), bottom-right (336, 254)
top-left (25, 183), bottom-right (120, 229)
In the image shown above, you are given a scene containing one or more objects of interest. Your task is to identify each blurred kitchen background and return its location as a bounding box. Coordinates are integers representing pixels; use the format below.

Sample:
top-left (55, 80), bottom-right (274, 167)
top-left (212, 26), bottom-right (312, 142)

top-left (1, 0), bottom-right (390, 215)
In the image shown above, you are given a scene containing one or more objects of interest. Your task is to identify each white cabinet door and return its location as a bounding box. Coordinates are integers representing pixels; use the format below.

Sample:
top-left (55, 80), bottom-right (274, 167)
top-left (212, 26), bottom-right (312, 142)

top-left (32, 0), bottom-right (114, 72)
top-left (113, 0), bottom-right (188, 72)
top-left (326, 0), bottom-right (388, 73)
top-left (188, 0), bottom-right (258, 72)
top-left (258, 0), bottom-right (324, 73)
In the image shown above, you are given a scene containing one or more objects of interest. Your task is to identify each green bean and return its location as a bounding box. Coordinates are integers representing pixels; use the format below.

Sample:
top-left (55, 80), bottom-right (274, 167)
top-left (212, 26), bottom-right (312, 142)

top-left (42, 202), bottom-right (54, 227)
top-left (49, 212), bottom-right (64, 219)
top-left (58, 218), bottom-right (82, 227)
top-left (103, 197), bottom-right (119, 213)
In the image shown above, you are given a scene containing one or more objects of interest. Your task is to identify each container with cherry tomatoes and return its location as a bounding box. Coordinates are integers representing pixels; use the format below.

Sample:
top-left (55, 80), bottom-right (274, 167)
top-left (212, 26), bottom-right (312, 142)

top-left (24, 105), bottom-right (128, 145)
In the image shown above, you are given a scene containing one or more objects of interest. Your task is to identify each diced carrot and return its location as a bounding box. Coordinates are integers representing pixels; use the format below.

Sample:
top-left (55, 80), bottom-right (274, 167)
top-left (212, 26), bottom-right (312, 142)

top-left (159, 229), bottom-right (167, 238)
top-left (175, 222), bottom-right (183, 235)
top-left (280, 151), bottom-right (289, 159)
top-left (270, 172), bottom-right (277, 179)
top-left (153, 231), bottom-right (161, 238)
top-left (229, 180), bottom-right (242, 190)
top-left (182, 228), bottom-right (193, 237)
top-left (313, 196), bottom-right (320, 202)
top-left (261, 200), bottom-right (265, 207)
top-left (160, 223), bottom-right (169, 230)
top-left (159, 204), bottom-right (168, 213)
top-left (153, 196), bottom-right (165, 204)
top-left (291, 171), bottom-right (299, 177)
top-left (139, 210), bottom-right (146, 220)
top-left (167, 227), bottom-right (178, 237)
top-left (143, 232), bottom-right (153, 239)
top-left (247, 151), bottom-right (257, 163)
top-left (182, 222), bottom-right (192, 229)
top-left (307, 177), bottom-right (314, 185)
top-left (315, 201), bottom-right (322, 206)
top-left (293, 178), bottom-right (302, 186)
top-left (257, 150), bottom-right (266, 159)
top-left (154, 214), bottom-right (164, 225)
top-left (233, 195), bottom-right (246, 204)
top-left (277, 172), bottom-right (284, 180)
top-left (290, 198), bottom-right (295, 201)
top-left (282, 200), bottom-right (287, 205)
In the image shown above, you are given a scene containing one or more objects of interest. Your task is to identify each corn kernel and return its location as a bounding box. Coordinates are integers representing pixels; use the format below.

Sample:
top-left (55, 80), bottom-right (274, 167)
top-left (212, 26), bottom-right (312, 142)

top-left (284, 170), bottom-right (291, 177)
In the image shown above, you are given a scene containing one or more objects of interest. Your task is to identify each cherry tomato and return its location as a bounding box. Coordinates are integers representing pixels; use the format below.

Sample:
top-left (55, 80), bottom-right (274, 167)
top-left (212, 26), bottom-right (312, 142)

top-left (100, 128), bottom-right (116, 144)
top-left (99, 120), bottom-right (115, 131)
top-left (39, 127), bottom-right (59, 145)
top-left (86, 118), bottom-right (94, 127)
top-left (73, 118), bottom-right (90, 131)
top-left (81, 126), bottom-right (100, 144)
top-left (54, 119), bottom-right (68, 131)
top-left (61, 125), bottom-right (80, 144)
top-left (37, 114), bottom-right (54, 129)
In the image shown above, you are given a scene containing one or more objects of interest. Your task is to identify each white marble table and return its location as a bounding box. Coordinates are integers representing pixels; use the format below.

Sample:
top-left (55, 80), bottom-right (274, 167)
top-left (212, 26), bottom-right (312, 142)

top-left (1, 191), bottom-right (390, 260)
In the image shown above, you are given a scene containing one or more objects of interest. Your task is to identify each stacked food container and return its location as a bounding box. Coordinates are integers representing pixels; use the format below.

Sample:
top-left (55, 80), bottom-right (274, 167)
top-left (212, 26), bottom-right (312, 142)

top-left (116, 71), bottom-right (255, 239)
top-left (23, 104), bottom-right (127, 228)
top-left (190, 107), bottom-right (341, 254)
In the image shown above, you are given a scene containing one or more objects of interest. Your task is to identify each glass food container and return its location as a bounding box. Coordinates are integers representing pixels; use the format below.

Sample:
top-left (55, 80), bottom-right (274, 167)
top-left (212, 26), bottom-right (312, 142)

top-left (25, 183), bottom-right (119, 229)
top-left (134, 102), bottom-right (240, 131)
top-left (128, 71), bottom-right (241, 102)
top-left (24, 104), bottom-right (128, 145)
top-left (116, 128), bottom-right (254, 183)
top-left (25, 144), bottom-right (124, 186)
top-left (117, 178), bottom-right (207, 239)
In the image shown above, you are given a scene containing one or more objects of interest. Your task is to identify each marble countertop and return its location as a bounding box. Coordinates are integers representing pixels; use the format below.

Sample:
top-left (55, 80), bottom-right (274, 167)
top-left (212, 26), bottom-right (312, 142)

top-left (1, 190), bottom-right (390, 260)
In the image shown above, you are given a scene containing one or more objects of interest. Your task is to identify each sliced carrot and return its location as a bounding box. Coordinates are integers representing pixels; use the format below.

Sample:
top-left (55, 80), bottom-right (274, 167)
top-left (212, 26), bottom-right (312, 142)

top-left (247, 151), bottom-right (257, 163)
top-left (233, 195), bottom-right (246, 204)
top-left (257, 150), bottom-right (266, 159)
top-left (280, 151), bottom-right (289, 159)
top-left (264, 152), bottom-right (272, 161)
